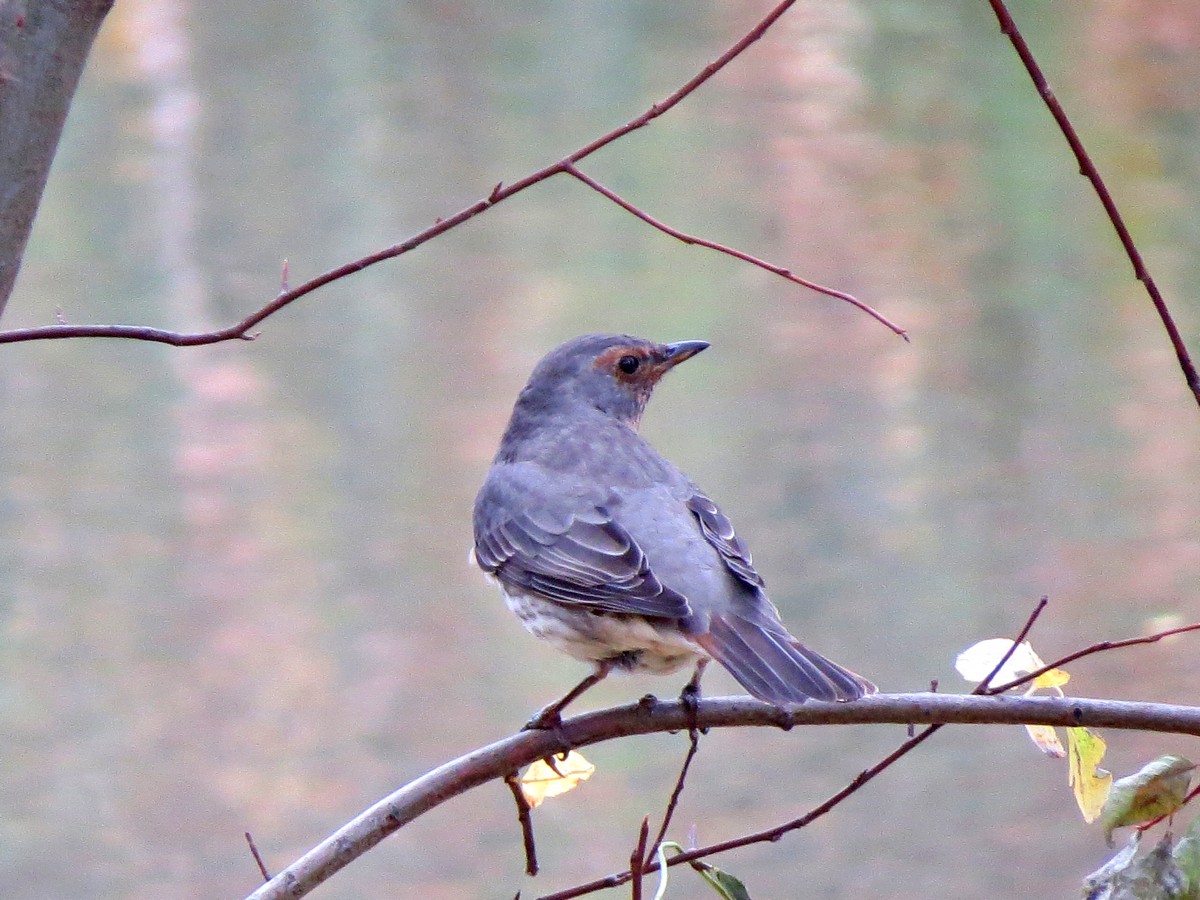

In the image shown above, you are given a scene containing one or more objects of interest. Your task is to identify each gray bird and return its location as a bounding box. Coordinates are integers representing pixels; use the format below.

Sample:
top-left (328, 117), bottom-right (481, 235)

top-left (472, 333), bottom-right (874, 726)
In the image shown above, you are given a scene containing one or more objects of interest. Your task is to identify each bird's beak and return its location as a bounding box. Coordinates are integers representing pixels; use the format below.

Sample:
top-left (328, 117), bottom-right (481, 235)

top-left (661, 340), bottom-right (710, 368)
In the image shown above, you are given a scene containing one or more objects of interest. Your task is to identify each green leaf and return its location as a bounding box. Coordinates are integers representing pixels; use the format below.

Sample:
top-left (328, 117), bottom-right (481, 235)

top-left (697, 865), bottom-right (751, 900)
top-left (1102, 756), bottom-right (1196, 846)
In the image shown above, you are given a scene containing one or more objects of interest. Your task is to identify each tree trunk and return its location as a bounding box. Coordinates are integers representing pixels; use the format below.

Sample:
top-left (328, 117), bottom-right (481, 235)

top-left (0, 0), bottom-right (114, 316)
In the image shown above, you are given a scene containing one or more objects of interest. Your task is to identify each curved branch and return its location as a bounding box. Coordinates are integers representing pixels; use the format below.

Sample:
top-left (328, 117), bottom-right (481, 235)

top-left (985, 0), bottom-right (1200, 406)
top-left (243, 692), bottom-right (1200, 900)
top-left (2, 0), bottom-right (896, 348)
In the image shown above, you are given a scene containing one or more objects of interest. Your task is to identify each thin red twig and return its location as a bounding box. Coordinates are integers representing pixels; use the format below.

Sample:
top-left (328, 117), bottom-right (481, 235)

top-left (975, 595), bottom-right (1049, 694)
top-left (985, 0), bottom-right (1200, 406)
top-left (560, 162), bottom-right (908, 339)
top-left (537, 725), bottom-right (941, 900)
top-left (645, 725), bottom-right (701, 868)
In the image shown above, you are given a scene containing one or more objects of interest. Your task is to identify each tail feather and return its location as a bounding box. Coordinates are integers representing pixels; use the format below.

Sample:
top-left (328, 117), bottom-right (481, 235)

top-left (699, 614), bottom-right (798, 701)
top-left (695, 613), bottom-right (875, 704)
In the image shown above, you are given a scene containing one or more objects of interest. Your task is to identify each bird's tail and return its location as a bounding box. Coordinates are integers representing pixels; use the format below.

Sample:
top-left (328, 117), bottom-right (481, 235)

top-left (694, 613), bottom-right (875, 704)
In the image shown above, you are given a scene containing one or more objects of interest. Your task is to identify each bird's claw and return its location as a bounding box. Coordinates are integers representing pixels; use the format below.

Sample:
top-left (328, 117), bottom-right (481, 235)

top-left (679, 682), bottom-right (703, 738)
top-left (523, 710), bottom-right (562, 732)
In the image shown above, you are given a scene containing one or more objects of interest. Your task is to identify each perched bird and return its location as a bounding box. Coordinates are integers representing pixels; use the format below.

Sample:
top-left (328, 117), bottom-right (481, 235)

top-left (472, 333), bottom-right (874, 726)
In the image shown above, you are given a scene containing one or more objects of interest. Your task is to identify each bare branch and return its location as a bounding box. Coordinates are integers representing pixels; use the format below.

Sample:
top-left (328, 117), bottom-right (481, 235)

top-left (541, 722), bottom-right (943, 900)
top-left (629, 816), bottom-right (649, 900)
top-left (242, 693), bottom-right (1200, 900)
top-left (985, 0), bottom-right (1200, 407)
top-left (1, 0), bottom-right (899, 348)
top-left (974, 595), bottom-right (1049, 693)
top-left (989, 621), bottom-right (1200, 695)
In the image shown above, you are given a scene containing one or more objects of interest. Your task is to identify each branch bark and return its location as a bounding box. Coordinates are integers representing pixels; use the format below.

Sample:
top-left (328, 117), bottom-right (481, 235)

top-left (0, 0), bottom-right (114, 315)
top-left (244, 692), bottom-right (1200, 900)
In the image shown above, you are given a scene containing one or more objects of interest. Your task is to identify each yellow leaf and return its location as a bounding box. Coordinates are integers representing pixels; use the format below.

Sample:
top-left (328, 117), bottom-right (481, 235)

top-left (519, 751), bottom-right (595, 809)
top-left (1031, 667), bottom-right (1070, 690)
top-left (1024, 724), bottom-right (1066, 758)
top-left (1068, 727), bottom-right (1113, 824)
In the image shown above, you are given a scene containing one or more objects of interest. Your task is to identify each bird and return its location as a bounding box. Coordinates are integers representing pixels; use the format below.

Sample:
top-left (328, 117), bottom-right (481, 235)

top-left (471, 333), bottom-right (874, 727)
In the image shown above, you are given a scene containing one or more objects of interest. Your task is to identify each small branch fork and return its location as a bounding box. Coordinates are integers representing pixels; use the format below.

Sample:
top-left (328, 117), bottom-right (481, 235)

top-left (985, 0), bottom-right (1200, 407)
top-left (0, 0), bottom-right (902, 347)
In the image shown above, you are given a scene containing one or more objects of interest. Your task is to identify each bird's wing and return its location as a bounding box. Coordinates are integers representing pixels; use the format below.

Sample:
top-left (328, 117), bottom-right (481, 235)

top-left (685, 491), bottom-right (766, 590)
top-left (474, 473), bottom-right (692, 619)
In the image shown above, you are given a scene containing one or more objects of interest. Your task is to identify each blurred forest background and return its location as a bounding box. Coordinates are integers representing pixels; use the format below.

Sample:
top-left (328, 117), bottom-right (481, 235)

top-left (2, 1), bottom-right (1199, 897)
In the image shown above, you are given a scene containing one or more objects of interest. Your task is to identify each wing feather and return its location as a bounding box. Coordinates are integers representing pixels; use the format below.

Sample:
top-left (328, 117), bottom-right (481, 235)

top-left (474, 472), bottom-right (691, 619)
top-left (686, 492), bottom-right (765, 589)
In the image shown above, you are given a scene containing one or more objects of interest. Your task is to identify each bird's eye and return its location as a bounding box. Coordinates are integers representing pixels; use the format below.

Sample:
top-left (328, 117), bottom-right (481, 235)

top-left (617, 355), bottom-right (640, 375)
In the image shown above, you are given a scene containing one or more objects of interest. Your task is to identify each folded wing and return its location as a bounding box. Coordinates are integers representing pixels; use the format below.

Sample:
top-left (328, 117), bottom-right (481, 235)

top-left (474, 472), bottom-right (691, 619)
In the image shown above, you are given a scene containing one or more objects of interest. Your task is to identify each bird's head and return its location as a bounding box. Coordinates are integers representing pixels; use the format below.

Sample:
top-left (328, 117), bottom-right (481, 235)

top-left (511, 333), bottom-right (709, 428)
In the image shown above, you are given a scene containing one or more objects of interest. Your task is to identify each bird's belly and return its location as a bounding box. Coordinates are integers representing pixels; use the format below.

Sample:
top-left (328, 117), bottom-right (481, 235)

top-left (501, 588), bottom-right (701, 675)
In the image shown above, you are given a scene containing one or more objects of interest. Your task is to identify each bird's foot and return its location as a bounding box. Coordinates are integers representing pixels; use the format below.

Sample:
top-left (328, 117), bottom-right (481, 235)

top-left (522, 704), bottom-right (564, 732)
top-left (679, 659), bottom-right (709, 737)
top-left (522, 709), bottom-right (574, 761)
top-left (521, 662), bottom-right (614, 733)
top-left (679, 681), bottom-right (702, 738)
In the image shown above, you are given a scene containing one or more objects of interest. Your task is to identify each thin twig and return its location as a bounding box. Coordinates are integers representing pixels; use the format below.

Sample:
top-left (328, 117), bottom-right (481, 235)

top-left (560, 162), bottom-right (908, 339)
top-left (504, 771), bottom-right (540, 876)
top-left (1, 0), bottom-right (896, 348)
top-left (985, 0), bottom-right (1200, 406)
top-left (245, 832), bottom-right (271, 882)
top-left (646, 726), bottom-right (702, 866)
